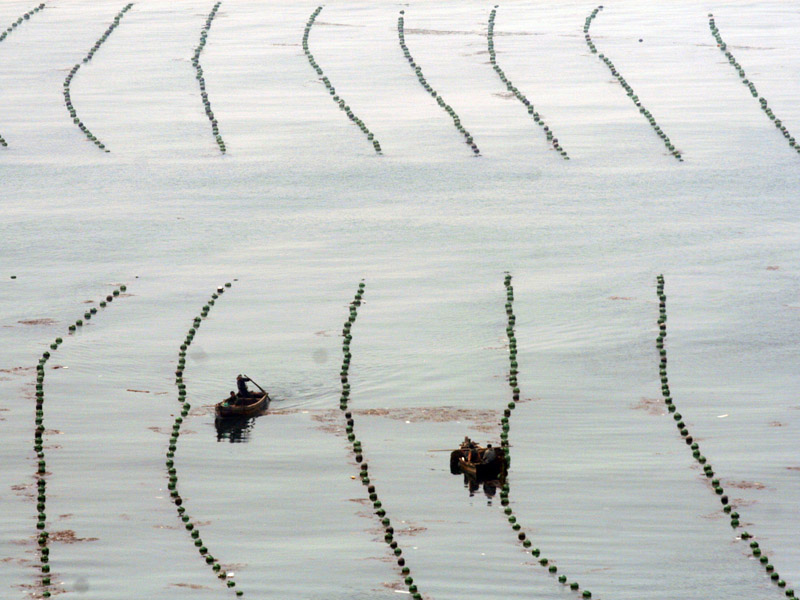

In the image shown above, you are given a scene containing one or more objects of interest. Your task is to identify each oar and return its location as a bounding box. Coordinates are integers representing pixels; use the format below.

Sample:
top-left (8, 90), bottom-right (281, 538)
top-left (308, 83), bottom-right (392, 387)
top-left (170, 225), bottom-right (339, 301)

top-left (428, 445), bottom-right (511, 452)
top-left (243, 374), bottom-right (268, 398)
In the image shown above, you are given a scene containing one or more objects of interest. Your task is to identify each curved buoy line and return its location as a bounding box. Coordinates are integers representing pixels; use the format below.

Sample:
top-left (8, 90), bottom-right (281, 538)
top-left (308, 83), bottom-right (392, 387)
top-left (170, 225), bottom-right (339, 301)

top-left (708, 14), bottom-right (799, 156)
top-left (337, 282), bottom-right (424, 599)
top-left (63, 3), bottom-right (133, 153)
top-left (0, 3), bottom-right (46, 147)
top-left (583, 6), bottom-right (683, 161)
top-left (397, 10), bottom-right (480, 156)
top-left (302, 7), bottom-right (382, 154)
top-left (655, 275), bottom-right (795, 598)
top-left (32, 284), bottom-right (129, 599)
top-left (497, 274), bottom-right (596, 599)
top-left (192, 2), bottom-right (226, 154)
top-left (165, 282), bottom-right (244, 596)
top-left (488, 7), bottom-right (568, 159)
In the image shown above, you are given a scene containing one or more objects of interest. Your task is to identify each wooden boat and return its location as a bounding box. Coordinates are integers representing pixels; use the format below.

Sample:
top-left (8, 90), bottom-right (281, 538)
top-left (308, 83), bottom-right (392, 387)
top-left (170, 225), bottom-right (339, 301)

top-left (450, 443), bottom-right (507, 481)
top-left (214, 392), bottom-right (269, 418)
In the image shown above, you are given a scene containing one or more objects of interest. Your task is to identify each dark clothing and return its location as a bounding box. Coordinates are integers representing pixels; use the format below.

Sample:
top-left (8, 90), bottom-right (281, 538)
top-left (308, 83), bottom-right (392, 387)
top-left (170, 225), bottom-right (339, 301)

top-left (466, 443), bottom-right (479, 463)
top-left (236, 377), bottom-right (251, 396)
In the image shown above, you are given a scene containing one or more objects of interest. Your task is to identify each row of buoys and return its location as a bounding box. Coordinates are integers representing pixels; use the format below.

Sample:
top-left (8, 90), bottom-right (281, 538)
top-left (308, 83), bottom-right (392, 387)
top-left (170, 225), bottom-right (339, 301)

top-left (192, 2), bottom-right (226, 154)
top-left (0, 3), bottom-right (46, 147)
top-left (708, 15), bottom-right (799, 156)
top-left (397, 11), bottom-right (480, 156)
top-left (499, 274), bottom-right (593, 598)
top-left (166, 282), bottom-right (242, 596)
top-left (302, 7), bottom-right (382, 154)
top-left (33, 283), bottom-right (128, 598)
top-left (337, 283), bottom-right (422, 599)
top-left (584, 6), bottom-right (683, 161)
top-left (655, 275), bottom-right (794, 598)
top-left (62, 3), bottom-right (133, 153)
top-left (488, 8), bottom-right (568, 159)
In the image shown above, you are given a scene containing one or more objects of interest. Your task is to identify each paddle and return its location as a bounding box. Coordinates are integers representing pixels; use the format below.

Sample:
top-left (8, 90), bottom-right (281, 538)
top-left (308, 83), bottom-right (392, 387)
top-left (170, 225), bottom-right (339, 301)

top-left (429, 445), bottom-right (511, 452)
top-left (243, 374), bottom-right (269, 399)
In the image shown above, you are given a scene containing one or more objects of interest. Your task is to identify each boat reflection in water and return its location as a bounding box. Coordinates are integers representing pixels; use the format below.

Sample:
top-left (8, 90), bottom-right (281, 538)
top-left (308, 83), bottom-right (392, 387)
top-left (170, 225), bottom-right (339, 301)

top-left (465, 474), bottom-right (500, 500)
top-left (215, 415), bottom-right (258, 443)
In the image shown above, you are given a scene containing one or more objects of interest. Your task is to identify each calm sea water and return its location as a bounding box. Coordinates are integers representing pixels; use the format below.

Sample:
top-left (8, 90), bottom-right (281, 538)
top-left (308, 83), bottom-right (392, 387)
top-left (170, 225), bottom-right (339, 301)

top-left (1, 1), bottom-right (798, 599)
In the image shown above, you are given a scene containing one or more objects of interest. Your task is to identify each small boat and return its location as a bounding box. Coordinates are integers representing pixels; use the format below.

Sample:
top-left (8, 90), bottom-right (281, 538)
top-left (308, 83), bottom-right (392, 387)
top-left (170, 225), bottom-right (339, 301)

top-left (450, 442), bottom-right (507, 481)
top-left (214, 392), bottom-right (269, 418)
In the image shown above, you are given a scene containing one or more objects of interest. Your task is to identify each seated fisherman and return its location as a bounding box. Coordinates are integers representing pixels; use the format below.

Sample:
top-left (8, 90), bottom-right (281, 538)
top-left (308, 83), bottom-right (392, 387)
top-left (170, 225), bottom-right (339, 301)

top-left (482, 443), bottom-right (497, 464)
top-left (466, 440), bottom-right (479, 463)
top-left (228, 391), bottom-right (237, 405)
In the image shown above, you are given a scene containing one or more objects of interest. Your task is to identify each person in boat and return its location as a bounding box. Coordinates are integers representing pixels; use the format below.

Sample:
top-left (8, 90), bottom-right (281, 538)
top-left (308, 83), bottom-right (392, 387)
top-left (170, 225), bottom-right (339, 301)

top-left (236, 374), bottom-right (252, 398)
top-left (466, 440), bottom-right (479, 463)
top-left (228, 391), bottom-right (238, 406)
top-left (482, 443), bottom-right (497, 464)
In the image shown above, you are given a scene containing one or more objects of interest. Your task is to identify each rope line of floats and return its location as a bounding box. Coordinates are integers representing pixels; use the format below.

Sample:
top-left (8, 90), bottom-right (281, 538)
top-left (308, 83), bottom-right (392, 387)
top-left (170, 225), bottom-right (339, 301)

top-left (302, 7), bottom-right (382, 154)
top-left (498, 273), bottom-right (596, 598)
top-left (337, 282), bottom-right (424, 600)
top-left (583, 6), bottom-right (683, 161)
top-left (0, 3), bottom-right (46, 148)
top-left (62, 3), bottom-right (133, 153)
top-left (655, 275), bottom-right (795, 598)
top-left (193, 2), bottom-right (226, 154)
top-left (397, 10), bottom-right (480, 156)
top-left (707, 14), bottom-right (799, 156)
top-left (487, 7), bottom-right (568, 159)
top-left (165, 282), bottom-right (244, 596)
top-left (33, 284), bottom-right (128, 599)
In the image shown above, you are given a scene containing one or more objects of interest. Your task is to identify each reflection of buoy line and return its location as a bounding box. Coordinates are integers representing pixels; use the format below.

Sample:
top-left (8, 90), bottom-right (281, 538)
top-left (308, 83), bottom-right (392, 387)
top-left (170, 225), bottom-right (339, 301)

top-left (498, 273), bottom-right (595, 598)
top-left (33, 283), bottom-right (128, 599)
top-left (165, 282), bottom-right (244, 596)
top-left (656, 275), bottom-right (795, 598)
top-left (63, 3), bottom-right (134, 153)
top-left (708, 14), bottom-right (799, 156)
top-left (193, 2), bottom-right (226, 154)
top-left (583, 6), bottom-right (683, 161)
top-left (337, 282), bottom-right (423, 599)
top-left (0, 3), bottom-right (46, 147)
top-left (302, 7), bottom-right (382, 154)
top-left (488, 7), bottom-right (568, 159)
top-left (397, 11), bottom-right (480, 156)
